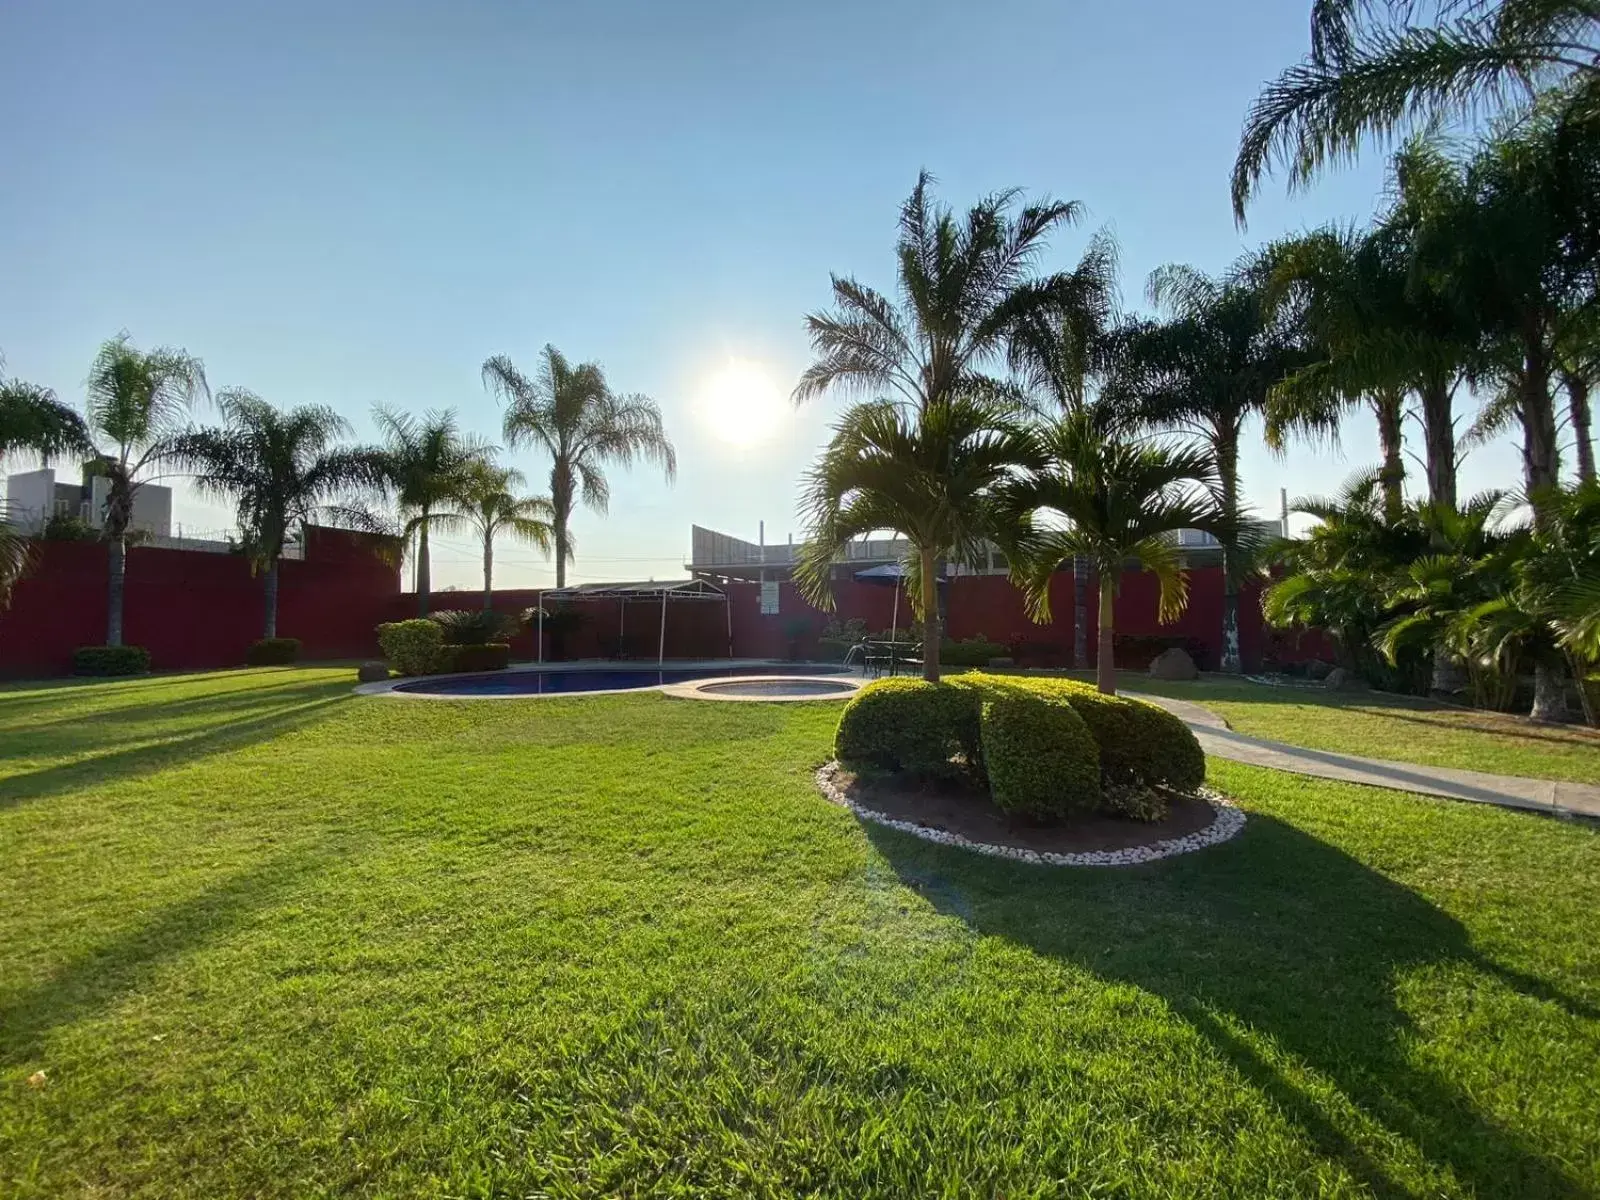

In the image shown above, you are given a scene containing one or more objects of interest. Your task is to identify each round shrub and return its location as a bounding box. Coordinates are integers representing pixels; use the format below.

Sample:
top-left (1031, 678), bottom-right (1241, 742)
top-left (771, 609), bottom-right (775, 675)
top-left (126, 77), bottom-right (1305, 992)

top-left (447, 642), bottom-right (511, 673)
top-left (72, 645), bottom-right (151, 676)
top-left (376, 619), bottom-right (448, 676)
top-left (978, 692), bottom-right (1101, 819)
top-left (1122, 699), bottom-right (1206, 792)
top-left (357, 661), bottom-right (390, 683)
top-left (245, 637), bottom-right (301, 666)
top-left (834, 677), bottom-right (981, 775)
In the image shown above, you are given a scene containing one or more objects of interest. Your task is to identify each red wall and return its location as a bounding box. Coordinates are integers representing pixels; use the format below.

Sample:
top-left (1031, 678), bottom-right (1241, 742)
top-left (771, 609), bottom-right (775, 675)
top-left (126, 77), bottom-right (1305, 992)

top-left (3, 535), bottom-right (1334, 678)
top-left (0, 527), bottom-right (400, 677)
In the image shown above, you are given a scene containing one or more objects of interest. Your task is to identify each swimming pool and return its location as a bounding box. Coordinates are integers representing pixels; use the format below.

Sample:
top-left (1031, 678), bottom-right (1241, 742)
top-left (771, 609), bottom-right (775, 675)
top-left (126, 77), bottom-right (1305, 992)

top-left (391, 663), bottom-right (851, 697)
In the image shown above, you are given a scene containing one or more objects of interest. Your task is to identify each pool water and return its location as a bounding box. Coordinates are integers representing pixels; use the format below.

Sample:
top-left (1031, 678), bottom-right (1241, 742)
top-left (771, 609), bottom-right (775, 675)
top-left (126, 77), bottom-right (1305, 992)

top-left (393, 664), bottom-right (849, 696)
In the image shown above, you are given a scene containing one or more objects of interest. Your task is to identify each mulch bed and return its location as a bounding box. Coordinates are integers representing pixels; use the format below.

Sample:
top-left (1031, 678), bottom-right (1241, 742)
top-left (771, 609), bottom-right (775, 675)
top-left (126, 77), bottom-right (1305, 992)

top-left (819, 762), bottom-right (1217, 855)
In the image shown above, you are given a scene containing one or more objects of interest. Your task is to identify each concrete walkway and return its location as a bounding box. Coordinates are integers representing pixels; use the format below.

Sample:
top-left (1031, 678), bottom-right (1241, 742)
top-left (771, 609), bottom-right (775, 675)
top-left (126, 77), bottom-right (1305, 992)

top-left (1126, 691), bottom-right (1600, 820)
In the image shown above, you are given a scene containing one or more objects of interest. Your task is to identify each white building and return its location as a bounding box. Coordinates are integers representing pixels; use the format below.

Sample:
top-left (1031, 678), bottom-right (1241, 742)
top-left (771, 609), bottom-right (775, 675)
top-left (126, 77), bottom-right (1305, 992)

top-left (4, 466), bottom-right (173, 537)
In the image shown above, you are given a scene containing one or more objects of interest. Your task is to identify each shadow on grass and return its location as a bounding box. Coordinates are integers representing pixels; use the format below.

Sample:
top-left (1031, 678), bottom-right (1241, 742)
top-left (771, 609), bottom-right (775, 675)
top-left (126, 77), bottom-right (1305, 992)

top-left (0, 844), bottom-right (340, 1068)
top-left (0, 688), bottom-right (350, 809)
top-left (863, 814), bottom-right (1587, 1199)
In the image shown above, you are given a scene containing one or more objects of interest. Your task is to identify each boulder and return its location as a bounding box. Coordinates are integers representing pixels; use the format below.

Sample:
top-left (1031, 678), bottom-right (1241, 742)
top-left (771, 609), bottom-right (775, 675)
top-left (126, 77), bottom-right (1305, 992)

top-left (357, 661), bottom-right (390, 684)
top-left (1323, 667), bottom-right (1369, 692)
top-left (1305, 659), bottom-right (1334, 682)
top-left (1148, 647), bottom-right (1199, 681)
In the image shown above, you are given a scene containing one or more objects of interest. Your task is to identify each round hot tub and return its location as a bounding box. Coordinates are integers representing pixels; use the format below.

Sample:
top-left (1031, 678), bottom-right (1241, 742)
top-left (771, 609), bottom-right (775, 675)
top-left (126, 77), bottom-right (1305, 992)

top-left (663, 675), bottom-right (862, 702)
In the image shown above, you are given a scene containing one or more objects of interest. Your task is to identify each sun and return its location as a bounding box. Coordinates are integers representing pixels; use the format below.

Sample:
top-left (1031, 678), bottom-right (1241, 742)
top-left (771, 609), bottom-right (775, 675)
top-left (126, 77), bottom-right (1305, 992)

top-left (697, 359), bottom-right (786, 448)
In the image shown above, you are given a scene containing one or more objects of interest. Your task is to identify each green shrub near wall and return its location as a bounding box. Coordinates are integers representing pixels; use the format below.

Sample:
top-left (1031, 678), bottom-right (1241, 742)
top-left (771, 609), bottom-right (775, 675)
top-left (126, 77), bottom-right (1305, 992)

top-left (447, 643), bottom-right (512, 672)
top-left (376, 620), bottom-right (449, 676)
top-left (72, 645), bottom-right (151, 676)
top-left (245, 637), bottom-right (301, 666)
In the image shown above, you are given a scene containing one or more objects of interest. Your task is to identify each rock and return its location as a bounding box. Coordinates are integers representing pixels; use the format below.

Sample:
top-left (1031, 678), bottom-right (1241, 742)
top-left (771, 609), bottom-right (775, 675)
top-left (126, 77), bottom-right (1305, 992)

top-left (1324, 667), bottom-right (1369, 692)
top-left (1148, 647), bottom-right (1199, 681)
top-left (357, 661), bottom-right (390, 683)
top-left (1305, 659), bottom-right (1333, 681)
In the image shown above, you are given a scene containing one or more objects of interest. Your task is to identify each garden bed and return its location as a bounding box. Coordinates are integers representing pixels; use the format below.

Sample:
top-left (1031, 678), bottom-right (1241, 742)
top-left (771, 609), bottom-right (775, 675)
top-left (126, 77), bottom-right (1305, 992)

top-left (816, 761), bottom-right (1243, 866)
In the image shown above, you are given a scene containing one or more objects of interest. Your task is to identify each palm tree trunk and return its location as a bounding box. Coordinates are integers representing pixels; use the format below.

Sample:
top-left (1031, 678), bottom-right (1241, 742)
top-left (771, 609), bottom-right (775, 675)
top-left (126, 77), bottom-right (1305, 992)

top-left (1565, 370), bottom-right (1595, 484)
top-left (416, 510), bottom-right (432, 617)
top-left (482, 536), bottom-right (494, 611)
top-left (1374, 389), bottom-right (1405, 523)
top-left (1520, 332), bottom-right (1560, 531)
top-left (1097, 572), bottom-right (1116, 695)
top-left (1072, 556), bottom-right (1089, 669)
top-left (106, 536), bottom-right (126, 647)
top-left (1217, 433), bottom-right (1242, 675)
top-left (263, 559), bottom-right (279, 639)
top-left (1531, 661), bottom-right (1569, 723)
top-left (551, 462), bottom-right (574, 591)
top-left (920, 546), bottom-right (941, 682)
top-left (1420, 374), bottom-right (1457, 511)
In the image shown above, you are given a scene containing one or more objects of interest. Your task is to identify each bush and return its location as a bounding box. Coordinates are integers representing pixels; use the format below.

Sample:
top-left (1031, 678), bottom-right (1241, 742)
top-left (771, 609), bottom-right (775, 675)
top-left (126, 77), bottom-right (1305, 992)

top-left (245, 637), bottom-right (301, 666)
top-left (73, 645), bottom-right (150, 676)
top-left (430, 608), bottom-right (520, 646)
top-left (1121, 698), bottom-right (1206, 791)
top-left (834, 678), bottom-right (982, 775)
top-left (1101, 784), bottom-right (1171, 822)
top-left (939, 635), bottom-right (1009, 667)
top-left (979, 692), bottom-right (1101, 819)
top-left (377, 619), bottom-right (449, 676)
top-left (447, 642), bottom-right (511, 672)
top-left (42, 512), bottom-right (97, 541)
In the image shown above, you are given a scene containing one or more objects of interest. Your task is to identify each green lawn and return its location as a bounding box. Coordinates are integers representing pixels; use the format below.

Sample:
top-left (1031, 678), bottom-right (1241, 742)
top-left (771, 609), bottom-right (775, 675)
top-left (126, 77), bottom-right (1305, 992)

top-left (2, 669), bottom-right (1598, 1198)
top-left (1047, 669), bottom-right (1600, 785)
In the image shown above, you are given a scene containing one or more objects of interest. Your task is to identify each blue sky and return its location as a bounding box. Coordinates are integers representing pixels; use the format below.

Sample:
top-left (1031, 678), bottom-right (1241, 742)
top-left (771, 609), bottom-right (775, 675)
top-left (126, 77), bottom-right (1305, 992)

top-left (1, 0), bottom-right (1527, 590)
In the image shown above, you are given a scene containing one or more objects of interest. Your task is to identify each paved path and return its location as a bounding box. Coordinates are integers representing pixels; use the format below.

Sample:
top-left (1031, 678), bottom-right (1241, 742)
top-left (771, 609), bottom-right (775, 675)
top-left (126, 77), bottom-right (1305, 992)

top-left (1126, 691), bottom-right (1600, 820)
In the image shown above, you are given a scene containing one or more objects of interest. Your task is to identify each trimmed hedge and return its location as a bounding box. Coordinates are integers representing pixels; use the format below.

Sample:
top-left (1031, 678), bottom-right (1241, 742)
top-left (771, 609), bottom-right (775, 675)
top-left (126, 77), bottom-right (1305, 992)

top-left (939, 636), bottom-right (1010, 668)
top-left (833, 677), bottom-right (981, 775)
top-left (979, 692), bottom-right (1101, 818)
top-left (73, 645), bottom-right (151, 676)
top-left (377, 619), bottom-right (448, 676)
top-left (245, 637), bottom-right (301, 666)
top-left (833, 671), bottom-right (1206, 821)
top-left (448, 642), bottom-right (511, 673)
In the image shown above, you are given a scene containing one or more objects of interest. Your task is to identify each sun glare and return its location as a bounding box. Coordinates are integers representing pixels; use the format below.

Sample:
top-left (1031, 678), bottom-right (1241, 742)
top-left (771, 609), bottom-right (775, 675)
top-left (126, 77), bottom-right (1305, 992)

top-left (697, 359), bottom-right (786, 448)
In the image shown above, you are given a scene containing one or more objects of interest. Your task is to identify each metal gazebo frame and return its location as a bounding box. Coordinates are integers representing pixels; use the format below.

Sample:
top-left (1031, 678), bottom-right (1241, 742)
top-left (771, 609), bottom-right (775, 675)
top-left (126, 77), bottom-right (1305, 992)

top-left (533, 579), bottom-right (731, 665)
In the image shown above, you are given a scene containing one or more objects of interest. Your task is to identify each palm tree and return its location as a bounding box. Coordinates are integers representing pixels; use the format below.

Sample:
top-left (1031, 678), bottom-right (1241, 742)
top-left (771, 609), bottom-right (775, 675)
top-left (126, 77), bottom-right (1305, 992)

top-left (1114, 252), bottom-right (1310, 672)
top-left (374, 407), bottom-right (490, 616)
top-left (1, 353), bottom-right (91, 465)
top-left (998, 412), bottom-right (1233, 695)
top-left (1231, 0), bottom-right (1600, 219)
top-left (84, 334), bottom-right (209, 646)
top-left (483, 346), bottom-right (675, 589)
top-left (443, 461), bottom-right (554, 608)
top-left (1007, 230), bottom-right (1123, 667)
top-left (0, 354), bottom-right (94, 608)
top-left (790, 172), bottom-right (1099, 675)
top-left (166, 390), bottom-right (389, 638)
top-left (797, 398), bottom-right (1031, 682)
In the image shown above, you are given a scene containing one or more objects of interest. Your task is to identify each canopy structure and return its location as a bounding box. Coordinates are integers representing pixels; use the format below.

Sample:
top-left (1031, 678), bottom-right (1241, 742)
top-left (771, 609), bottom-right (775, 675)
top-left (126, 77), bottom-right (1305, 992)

top-left (534, 579), bottom-right (730, 665)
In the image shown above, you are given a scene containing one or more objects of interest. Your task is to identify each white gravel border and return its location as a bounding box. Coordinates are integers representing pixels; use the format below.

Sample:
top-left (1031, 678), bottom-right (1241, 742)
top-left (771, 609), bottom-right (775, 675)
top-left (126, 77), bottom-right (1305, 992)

top-left (815, 762), bottom-right (1245, 868)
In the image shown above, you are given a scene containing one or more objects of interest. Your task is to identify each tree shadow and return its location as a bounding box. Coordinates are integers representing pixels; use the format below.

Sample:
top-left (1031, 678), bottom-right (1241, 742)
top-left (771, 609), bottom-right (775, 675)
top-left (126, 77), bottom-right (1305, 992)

top-left (862, 814), bottom-right (1588, 1199)
top-left (0, 690), bottom-right (350, 809)
top-left (0, 843), bottom-right (341, 1068)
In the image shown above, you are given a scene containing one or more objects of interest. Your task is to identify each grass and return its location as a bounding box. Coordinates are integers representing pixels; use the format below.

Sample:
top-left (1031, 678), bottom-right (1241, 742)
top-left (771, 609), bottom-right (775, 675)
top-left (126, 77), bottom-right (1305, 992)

top-left (1, 668), bottom-right (1598, 1198)
top-left (1040, 669), bottom-right (1600, 785)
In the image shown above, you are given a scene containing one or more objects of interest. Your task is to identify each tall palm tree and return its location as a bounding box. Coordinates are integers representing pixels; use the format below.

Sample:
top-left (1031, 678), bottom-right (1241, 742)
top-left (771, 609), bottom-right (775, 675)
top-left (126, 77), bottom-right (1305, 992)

top-left (998, 413), bottom-right (1233, 695)
top-left (443, 461), bottom-right (554, 608)
top-left (1114, 252), bottom-right (1310, 672)
top-left (84, 334), bottom-right (209, 646)
top-left (798, 398), bottom-right (1031, 681)
top-left (790, 172), bottom-right (1099, 674)
top-left (166, 390), bottom-right (389, 638)
top-left (1, 354), bottom-right (94, 607)
top-left (1232, 0), bottom-right (1600, 219)
top-left (483, 346), bottom-right (675, 589)
top-left (374, 407), bottom-right (490, 616)
top-left (1007, 230), bottom-right (1123, 667)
